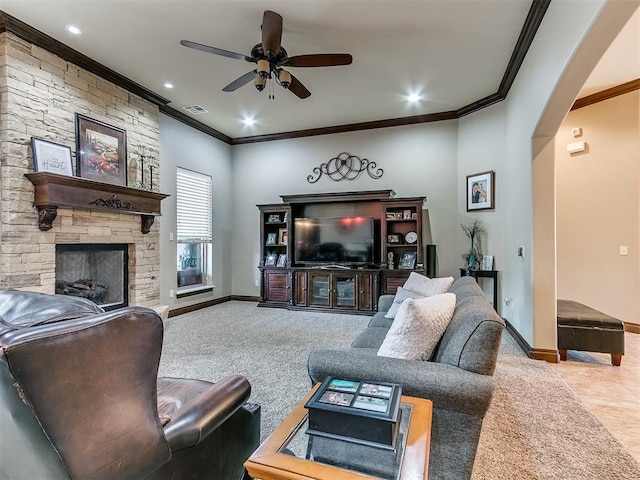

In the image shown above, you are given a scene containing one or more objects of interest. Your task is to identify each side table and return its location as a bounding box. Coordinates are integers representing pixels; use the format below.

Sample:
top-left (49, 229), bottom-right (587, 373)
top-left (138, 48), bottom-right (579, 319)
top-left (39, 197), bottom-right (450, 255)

top-left (460, 268), bottom-right (499, 314)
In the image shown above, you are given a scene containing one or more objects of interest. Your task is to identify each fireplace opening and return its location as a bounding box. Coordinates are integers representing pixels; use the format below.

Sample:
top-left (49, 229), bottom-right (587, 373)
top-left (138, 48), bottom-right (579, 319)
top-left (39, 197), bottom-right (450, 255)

top-left (55, 244), bottom-right (128, 311)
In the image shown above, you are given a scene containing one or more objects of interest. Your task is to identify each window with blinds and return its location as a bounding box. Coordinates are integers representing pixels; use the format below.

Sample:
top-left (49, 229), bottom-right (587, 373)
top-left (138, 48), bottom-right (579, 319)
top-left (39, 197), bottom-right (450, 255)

top-left (176, 168), bottom-right (212, 289)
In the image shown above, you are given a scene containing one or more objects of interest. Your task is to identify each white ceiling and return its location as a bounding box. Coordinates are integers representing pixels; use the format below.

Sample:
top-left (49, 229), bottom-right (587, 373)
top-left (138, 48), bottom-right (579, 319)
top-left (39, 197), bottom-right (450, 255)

top-left (1, 1), bottom-right (638, 140)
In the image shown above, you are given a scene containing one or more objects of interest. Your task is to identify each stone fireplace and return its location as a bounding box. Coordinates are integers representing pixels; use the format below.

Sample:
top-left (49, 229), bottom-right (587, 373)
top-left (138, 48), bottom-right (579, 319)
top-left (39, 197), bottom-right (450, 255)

top-left (0, 31), bottom-right (165, 310)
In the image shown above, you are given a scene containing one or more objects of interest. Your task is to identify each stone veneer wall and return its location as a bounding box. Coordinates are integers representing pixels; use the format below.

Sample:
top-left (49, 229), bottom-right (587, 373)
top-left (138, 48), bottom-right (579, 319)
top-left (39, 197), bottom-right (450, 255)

top-left (0, 32), bottom-right (162, 306)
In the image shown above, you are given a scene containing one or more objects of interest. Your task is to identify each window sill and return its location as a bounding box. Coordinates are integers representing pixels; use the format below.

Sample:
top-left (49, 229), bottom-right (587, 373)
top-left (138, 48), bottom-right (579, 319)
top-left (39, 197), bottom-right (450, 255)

top-left (176, 286), bottom-right (214, 299)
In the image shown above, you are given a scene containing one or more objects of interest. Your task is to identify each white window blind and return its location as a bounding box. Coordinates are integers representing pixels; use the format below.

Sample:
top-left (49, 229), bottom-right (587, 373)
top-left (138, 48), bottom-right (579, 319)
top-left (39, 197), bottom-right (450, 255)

top-left (176, 168), bottom-right (212, 242)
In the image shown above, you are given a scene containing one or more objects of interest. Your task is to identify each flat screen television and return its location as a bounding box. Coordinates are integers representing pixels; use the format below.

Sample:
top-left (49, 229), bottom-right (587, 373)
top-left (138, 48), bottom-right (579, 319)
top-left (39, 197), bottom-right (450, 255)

top-left (294, 216), bottom-right (374, 266)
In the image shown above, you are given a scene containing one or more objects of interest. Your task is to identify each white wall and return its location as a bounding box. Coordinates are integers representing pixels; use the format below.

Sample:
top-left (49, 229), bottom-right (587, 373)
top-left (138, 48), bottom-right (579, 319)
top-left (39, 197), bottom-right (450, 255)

top-left (230, 121), bottom-right (459, 296)
top-left (159, 114), bottom-right (233, 307)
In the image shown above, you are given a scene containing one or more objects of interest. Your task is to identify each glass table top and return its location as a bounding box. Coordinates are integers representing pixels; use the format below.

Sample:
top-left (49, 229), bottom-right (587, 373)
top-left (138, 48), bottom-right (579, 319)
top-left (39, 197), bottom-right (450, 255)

top-left (278, 403), bottom-right (413, 480)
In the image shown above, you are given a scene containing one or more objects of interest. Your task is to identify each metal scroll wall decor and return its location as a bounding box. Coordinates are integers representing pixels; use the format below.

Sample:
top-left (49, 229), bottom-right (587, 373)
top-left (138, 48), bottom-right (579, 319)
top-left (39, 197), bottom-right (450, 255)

top-left (307, 152), bottom-right (384, 183)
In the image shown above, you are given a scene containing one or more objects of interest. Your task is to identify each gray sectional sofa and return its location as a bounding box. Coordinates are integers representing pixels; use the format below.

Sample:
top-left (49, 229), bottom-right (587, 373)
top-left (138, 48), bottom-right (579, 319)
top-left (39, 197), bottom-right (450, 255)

top-left (307, 276), bottom-right (505, 480)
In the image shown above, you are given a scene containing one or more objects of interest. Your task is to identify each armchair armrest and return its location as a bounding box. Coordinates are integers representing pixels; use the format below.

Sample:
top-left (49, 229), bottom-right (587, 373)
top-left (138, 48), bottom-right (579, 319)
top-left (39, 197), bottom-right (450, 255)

top-left (308, 349), bottom-right (494, 416)
top-left (157, 375), bottom-right (251, 452)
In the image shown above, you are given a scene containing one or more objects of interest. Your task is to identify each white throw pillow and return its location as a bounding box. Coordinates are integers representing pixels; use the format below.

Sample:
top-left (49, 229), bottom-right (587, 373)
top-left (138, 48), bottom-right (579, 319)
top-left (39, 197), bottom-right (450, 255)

top-left (377, 293), bottom-right (456, 360)
top-left (384, 286), bottom-right (425, 319)
top-left (403, 272), bottom-right (454, 297)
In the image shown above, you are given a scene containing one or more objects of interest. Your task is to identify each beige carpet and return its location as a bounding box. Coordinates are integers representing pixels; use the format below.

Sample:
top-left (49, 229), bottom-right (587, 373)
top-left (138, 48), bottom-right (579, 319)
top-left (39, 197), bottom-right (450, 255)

top-left (159, 301), bottom-right (640, 479)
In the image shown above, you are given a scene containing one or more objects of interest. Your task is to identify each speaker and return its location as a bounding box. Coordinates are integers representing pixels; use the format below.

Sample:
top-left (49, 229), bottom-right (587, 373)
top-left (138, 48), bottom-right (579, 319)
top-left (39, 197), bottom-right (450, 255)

top-left (425, 244), bottom-right (437, 278)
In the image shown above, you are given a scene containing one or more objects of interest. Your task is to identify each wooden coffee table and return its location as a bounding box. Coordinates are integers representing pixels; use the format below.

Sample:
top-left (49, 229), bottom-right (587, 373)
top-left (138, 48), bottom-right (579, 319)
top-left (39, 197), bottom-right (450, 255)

top-left (245, 383), bottom-right (432, 480)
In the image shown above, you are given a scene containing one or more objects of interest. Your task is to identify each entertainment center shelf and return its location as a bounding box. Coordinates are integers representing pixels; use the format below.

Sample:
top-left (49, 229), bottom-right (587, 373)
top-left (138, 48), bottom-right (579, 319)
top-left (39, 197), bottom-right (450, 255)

top-left (257, 190), bottom-right (427, 314)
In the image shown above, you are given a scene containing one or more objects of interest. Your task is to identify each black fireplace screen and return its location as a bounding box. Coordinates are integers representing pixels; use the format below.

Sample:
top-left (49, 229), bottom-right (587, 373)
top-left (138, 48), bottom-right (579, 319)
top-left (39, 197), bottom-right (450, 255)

top-left (55, 244), bottom-right (128, 311)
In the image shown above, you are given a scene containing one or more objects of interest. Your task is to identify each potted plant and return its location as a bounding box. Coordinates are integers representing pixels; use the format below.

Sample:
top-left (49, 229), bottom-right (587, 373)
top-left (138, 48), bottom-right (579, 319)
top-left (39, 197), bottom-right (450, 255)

top-left (460, 219), bottom-right (486, 270)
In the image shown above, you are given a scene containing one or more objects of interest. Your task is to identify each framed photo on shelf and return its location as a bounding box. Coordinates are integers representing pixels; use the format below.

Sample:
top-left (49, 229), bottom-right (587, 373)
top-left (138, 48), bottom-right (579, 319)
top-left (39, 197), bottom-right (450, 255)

top-left (411, 212), bottom-right (417, 220)
top-left (276, 254), bottom-right (287, 267)
top-left (398, 252), bottom-right (417, 269)
top-left (386, 212), bottom-right (396, 220)
top-left (395, 212), bottom-right (403, 220)
top-left (75, 113), bottom-right (127, 186)
top-left (387, 234), bottom-right (401, 244)
top-left (481, 254), bottom-right (494, 271)
top-left (278, 228), bottom-right (288, 245)
top-left (265, 254), bottom-right (277, 267)
top-left (266, 233), bottom-right (277, 245)
top-left (466, 170), bottom-right (495, 211)
top-left (403, 209), bottom-right (411, 220)
top-left (30, 137), bottom-right (74, 176)
top-left (267, 214), bottom-right (281, 223)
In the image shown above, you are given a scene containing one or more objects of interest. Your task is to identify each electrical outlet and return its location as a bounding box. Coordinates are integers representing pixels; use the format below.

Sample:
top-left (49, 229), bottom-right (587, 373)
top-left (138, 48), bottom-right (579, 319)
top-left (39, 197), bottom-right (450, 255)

top-left (169, 232), bottom-right (174, 241)
top-left (169, 289), bottom-right (174, 298)
top-left (620, 246), bottom-right (628, 256)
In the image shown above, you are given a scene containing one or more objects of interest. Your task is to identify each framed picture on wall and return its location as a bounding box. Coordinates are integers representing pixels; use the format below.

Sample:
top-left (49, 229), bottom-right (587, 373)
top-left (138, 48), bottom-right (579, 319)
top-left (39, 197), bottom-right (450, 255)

top-left (75, 113), bottom-right (127, 186)
top-left (30, 137), bottom-right (74, 176)
top-left (466, 170), bottom-right (495, 211)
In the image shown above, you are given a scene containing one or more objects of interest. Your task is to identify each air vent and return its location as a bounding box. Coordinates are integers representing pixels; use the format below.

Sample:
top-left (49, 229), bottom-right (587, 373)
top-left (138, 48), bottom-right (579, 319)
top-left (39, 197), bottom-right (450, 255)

top-left (182, 104), bottom-right (209, 115)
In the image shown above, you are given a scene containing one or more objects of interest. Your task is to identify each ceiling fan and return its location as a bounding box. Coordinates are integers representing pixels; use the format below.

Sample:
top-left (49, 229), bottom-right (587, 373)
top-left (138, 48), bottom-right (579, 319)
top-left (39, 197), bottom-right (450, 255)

top-left (180, 10), bottom-right (353, 99)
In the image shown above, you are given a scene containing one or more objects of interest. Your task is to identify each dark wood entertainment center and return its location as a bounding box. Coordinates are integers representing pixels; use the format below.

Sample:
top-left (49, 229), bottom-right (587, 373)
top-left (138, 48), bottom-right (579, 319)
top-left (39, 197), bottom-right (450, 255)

top-left (257, 190), bottom-right (427, 314)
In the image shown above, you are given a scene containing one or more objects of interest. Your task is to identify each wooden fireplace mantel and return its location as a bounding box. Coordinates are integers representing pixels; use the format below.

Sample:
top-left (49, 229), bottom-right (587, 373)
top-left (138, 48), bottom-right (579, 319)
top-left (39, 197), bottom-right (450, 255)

top-left (25, 172), bottom-right (169, 234)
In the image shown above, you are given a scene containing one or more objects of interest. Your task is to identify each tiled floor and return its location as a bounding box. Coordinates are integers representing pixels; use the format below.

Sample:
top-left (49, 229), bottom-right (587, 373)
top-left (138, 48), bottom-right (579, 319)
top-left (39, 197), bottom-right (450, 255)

top-left (550, 331), bottom-right (640, 463)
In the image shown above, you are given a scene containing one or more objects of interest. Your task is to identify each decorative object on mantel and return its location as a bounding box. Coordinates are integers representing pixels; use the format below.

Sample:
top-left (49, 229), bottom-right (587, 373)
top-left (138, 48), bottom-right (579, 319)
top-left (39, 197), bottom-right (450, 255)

top-left (466, 170), bottom-right (495, 211)
top-left (460, 219), bottom-right (486, 271)
top-left (134, 145), bottom-right (159, 191)
top-left (75, 113), bottom-right (127, 186)
top-left (307, 152), bottom-right (383, 184)
top-left (24, 172), bottom-right (168, 234)
top-left (30, 137), bottom-right (74, 176)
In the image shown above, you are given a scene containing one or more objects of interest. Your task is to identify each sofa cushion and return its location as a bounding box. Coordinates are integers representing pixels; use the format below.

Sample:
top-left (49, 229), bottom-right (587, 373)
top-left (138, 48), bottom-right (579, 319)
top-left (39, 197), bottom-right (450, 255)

top-left (377, 293), bottom-right (456, 360)
top-left (368, 312), bottom-right (394, 329)
top-left (432, 294), bottom-right (504, 375)
top-left (384, 287), bottom-right (425, 319)
top-left (351, 326), bottom-right (390, 349)
top-left (403, 272), bottom-right (454, 297)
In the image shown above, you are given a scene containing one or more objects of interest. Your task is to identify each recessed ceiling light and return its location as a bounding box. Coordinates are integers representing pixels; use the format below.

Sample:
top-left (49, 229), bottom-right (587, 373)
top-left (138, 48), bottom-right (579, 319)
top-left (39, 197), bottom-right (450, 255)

top-left (243, 117), bottom-right (255, 126)
top-left (65, 25), bottom-right (82, 35)
top-left (163, 83), bottom-right (174, 89)
top-left (407, 93), bottom-right (421, 103)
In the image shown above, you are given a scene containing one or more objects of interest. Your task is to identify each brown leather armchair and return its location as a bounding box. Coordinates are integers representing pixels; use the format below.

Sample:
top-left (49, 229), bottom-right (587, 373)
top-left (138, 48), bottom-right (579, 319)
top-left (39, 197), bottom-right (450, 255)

top-left (0, 289), bottom-right (260, 480)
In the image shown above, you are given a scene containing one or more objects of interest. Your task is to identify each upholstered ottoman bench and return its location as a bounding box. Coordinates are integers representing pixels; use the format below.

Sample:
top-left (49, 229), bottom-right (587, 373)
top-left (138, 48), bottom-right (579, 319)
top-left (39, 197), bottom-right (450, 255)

top-left (557, 299), bottom-right (625, 366)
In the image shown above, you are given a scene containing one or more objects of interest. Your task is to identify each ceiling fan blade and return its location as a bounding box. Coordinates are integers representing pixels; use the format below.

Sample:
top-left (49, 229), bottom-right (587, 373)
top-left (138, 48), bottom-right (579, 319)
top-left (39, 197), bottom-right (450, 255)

top-left (261, 10), bottom-right (283, 57)
top-left (284, 54), bottom-right (353, 68)
top-left (288, 74), bottom-right (311, 99)
top-left (180, 40), bottom-right (253, 62)
top-left (222, 70), bottom-right (257, 92)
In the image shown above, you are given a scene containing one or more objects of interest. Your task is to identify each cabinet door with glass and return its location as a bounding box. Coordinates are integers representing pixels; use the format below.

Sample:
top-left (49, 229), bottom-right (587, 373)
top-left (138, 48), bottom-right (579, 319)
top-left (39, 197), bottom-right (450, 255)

top-left (308, 272), bottom-right (331, 307)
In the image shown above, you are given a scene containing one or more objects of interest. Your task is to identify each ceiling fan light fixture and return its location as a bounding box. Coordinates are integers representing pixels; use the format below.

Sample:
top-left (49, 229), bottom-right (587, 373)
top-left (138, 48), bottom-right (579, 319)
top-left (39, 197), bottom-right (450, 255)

top-left (257, 59), bottom-right (270, 79)
top-left (278, 70), bottom-right (291, 89)
top-left (254, 74), bottom-right (266, 92)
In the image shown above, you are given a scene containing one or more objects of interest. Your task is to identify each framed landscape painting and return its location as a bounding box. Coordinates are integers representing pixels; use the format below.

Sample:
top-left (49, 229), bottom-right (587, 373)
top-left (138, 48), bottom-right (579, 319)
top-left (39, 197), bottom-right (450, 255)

top-left (466, 170), bottom-right (495, 211)
top-left (75, 113), bottom-right (127, 186)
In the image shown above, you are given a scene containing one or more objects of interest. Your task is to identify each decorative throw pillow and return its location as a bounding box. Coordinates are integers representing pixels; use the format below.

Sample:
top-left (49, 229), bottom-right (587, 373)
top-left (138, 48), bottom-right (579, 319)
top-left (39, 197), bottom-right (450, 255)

top-left (377, 293), bottom-right (456, 360)
top-left (384, 286), bottom-right (425, 319)
top-left (402, 272), bottom-right (454, 297)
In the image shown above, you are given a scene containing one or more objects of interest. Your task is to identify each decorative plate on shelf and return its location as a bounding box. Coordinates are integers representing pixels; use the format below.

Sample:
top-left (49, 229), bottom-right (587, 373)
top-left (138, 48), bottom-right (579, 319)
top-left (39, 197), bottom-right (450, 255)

top-left (404, 231), bottom-right (418, 244)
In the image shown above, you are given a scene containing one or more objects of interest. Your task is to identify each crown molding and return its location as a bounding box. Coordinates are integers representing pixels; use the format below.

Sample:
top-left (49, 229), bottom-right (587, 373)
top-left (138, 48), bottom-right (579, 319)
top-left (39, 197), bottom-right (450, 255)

top-left (1, 1), bottom-right (551, 144)
top-left (571, 78), bottom-right (640, 111)
top-left (0, 11), bottom-right (170, 108)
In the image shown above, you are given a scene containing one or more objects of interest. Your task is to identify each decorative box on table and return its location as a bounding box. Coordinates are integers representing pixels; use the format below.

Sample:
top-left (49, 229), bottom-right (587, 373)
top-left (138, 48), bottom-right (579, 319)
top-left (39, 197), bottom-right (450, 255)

top-left (304, 377), bottom-right (402, 449)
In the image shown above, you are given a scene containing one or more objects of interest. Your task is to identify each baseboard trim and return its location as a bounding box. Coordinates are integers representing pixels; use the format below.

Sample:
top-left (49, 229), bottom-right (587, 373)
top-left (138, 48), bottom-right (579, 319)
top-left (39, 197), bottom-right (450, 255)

top-left (531, 348), bottom-right (559, 363)
top-left (504, 319), bottom-right (533, 357)
top-left (168, 295), bottom-right (259, 317)
top-left (625, 322), bottom-right (640, 334)
top-left (231, 295), bottom-right (260, 302)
